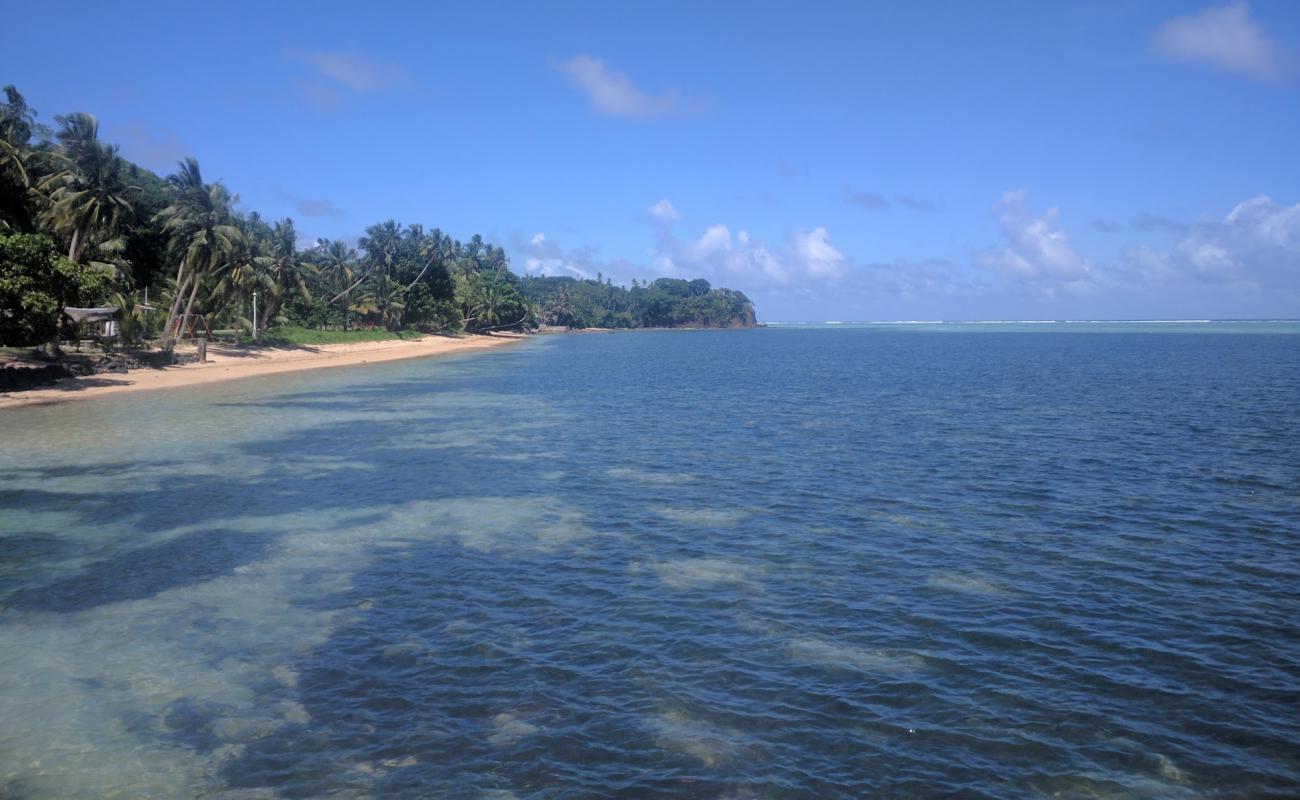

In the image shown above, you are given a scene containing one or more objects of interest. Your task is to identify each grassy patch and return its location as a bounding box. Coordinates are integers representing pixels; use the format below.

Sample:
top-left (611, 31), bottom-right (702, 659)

top-left (258, 326), bottom-right (426, 346)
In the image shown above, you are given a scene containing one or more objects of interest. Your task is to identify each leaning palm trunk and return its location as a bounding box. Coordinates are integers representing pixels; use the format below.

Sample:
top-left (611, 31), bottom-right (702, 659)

top-left (477, 310), bottom-right (530, 333)
top-left (329, 272), bottom-right (369, 305)
top-left (161, 269), bottom-right (189, 349)
top-left (404, 259), bottom-right (433, 292)
top-left (159, 249), bottom-right (192, 348)
top-left (178, 274), bottom-right (203, 340)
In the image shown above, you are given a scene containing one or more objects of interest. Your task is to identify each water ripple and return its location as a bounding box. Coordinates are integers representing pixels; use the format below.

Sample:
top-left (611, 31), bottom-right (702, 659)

top-left (1, 330), bottom-right (1298, 797)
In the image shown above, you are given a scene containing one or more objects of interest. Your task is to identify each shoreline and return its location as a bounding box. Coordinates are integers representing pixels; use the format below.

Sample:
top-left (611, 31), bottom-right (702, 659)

top-left (0, 333), bottom-right (527, 410)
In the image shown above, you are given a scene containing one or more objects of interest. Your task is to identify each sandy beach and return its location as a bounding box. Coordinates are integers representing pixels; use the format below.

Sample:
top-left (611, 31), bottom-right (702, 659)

top-left (0, 333), bottom-right (526, 410)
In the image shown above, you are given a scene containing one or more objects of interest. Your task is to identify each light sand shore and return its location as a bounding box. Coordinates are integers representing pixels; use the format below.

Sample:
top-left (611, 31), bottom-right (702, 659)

top-left (0, 333), bottom-right (526, 410)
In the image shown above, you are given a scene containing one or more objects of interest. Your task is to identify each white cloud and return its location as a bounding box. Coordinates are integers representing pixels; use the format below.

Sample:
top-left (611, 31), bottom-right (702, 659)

top-left (672, 222), bottom-right (845, 285)
top-left (649, 198), bottom-right (680, 221)
top-left (1153, 2), bottom-right (1283, 80)
top-left (554, 55), bottom-right (685, 118)
top-left (791, 228), bottom-right (846, 279)
top-left (521, 232), bottom-right (590, 278)
top-left (516, 210), bottom-right (847, 292)
top-left (692, 224), bottom-right (733, 259)
top-left (978, 190), bottom-right (1091, 293)
top-left (1125, 195), bottom-right (1300, 291)
top-left (515, 232), bottom-right (631, 280)
top-left (509, 194), bottom-right (1300, 320)
top-left (291, 50), bottom-right (412, 93)
top-left (1223, 194), bottom-right (1300, 246)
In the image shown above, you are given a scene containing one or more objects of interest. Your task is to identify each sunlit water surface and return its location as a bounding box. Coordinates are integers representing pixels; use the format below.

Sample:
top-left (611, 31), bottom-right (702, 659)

top-left (2, 326), bottom-right (1298, 798)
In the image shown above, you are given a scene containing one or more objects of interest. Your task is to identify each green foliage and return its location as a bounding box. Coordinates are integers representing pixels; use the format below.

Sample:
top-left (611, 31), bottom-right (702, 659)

top-left (0, 233), bottom-right (109, 345)
top-left (258, 325), bottom-right (423, 346)
top-left (520, 275), bottom-right (755, 329)
top-left (0, 85), bottom-right (42, 232)
top-left (39, 113), bottom-right (135, 265)
top-left (0, 82), bottom-right (757, 348)
top-left (108, 289), bottom-right (151, 345)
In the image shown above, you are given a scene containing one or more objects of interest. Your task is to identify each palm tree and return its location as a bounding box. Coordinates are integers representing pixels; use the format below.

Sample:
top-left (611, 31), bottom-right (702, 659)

top-left (0, 86), bottom-right (37, 231)
top-left (254, 218), bottom-right (314, 332)
top-left (156, 158), bottom-right (242, 343)
top-left (316, 238), bottom-right (356, 297)
top-left (207, 216), bottom-right (274, 335)
top-left (319, 239), bottom-right (369, 317)
top-left (108, 290), bottom-right (148, 348)
top-left (359, 220), bottom-right (403, 280)
top-left (545, 284), bottom-right (576, 327)
top-left (345, 275), bottom-right (405, 329)
top-left (38, 113), bottom-right (135, 262)
top-left (0, 138), bottom-right (30, 232)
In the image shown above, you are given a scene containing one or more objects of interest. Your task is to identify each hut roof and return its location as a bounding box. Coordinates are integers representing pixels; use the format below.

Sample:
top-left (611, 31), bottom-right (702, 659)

top-left (63, 306), bottom-right (119, 324)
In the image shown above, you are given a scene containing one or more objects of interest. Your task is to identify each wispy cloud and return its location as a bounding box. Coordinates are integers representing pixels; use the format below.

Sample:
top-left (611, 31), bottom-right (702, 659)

top-left (1153, 2), bottom-right (1283, 80)
top-left (649, 198), bottom-right (680, 222)
top-left (291, 50), bottom-right (413, 92)
top-left (288, 49), bottom-right (413, 110)
top-left (894, 194), bottom-right (936, 213)
top-left (842, 187), bottom-right (935, 213)
top-left (276, 189), bottom-right (345, 219)
top-left (1132, 212), bottom-right (1190, 233)
top-left (114, 122), bottom-right (189, 171)
top-left (553, 55), bottom-right (688, 118)
top-left (842, 185), bottom-right (889, 211)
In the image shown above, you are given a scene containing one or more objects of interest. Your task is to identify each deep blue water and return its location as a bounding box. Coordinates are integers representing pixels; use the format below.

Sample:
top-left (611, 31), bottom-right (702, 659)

top-left (2, 327), bottom-right (1299, 798)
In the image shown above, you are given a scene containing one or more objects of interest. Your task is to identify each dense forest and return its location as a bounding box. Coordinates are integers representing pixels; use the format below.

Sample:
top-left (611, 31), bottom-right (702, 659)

top-left (0, 85), bottom-right (755, 349)
top-left (522, 275), bottom-right (755, 329)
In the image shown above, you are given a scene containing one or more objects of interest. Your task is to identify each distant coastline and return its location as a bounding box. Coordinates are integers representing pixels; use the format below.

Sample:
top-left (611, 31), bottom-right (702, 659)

top-left (761, 319), bottom-right (1300, 333)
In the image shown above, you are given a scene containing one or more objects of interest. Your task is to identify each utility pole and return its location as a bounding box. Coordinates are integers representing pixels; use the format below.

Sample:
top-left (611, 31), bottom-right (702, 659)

top-left (252, 291), bottom-right (258, 341)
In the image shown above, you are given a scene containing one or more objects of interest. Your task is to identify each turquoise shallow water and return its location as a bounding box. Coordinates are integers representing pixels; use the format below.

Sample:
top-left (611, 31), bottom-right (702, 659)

top-left (1, 326), bottom-right (1299, 798)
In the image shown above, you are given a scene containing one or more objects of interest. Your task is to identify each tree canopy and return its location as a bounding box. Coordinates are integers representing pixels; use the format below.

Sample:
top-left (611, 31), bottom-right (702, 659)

top-left (520, 275), bottom-right (755, 329)
top-left (0, 84), bottom-right (756, 347)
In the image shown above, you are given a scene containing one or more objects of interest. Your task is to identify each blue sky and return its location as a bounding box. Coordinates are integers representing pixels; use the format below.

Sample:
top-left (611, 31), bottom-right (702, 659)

top-left (5, 0), bottom-right (1299, 320)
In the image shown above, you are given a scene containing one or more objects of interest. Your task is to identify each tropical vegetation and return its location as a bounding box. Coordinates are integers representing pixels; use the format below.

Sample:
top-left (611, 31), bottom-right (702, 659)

top-left (0, 85), bottom-right (755, 349)
top-left (521, 275), bottom-right (755, 329)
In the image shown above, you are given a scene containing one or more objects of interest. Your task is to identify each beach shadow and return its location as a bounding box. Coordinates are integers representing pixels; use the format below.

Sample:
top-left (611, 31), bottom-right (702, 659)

top-left (204, 343), bottom-right (327, 360)
top-left (1, 368), bottom-right (554, 616)
top-left (1, 375), bottom-right (135, 396)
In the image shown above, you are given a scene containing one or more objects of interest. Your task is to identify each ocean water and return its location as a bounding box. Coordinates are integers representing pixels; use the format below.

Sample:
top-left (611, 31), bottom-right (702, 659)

top-left (1, 325), bottom-right (1298, 799)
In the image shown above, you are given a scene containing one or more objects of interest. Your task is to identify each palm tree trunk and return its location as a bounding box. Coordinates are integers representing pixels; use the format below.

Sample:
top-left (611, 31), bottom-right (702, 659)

top-left (329, 273), bottom-right (369, 305)
top-left (262, 295), bottom-right (276, 334)
top-left (68, 228), bottom-right (82, 263)
top-left (161, 266), bottom-right (189, 348)
top-left (179, 274), bottom-right (202, 340)
top-left (404, 259), bottom-right (433, 292)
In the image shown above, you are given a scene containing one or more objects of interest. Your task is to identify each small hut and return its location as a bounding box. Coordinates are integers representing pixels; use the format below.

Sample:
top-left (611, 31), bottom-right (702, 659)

top-left (63, 306), bottom-right (120, 348)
